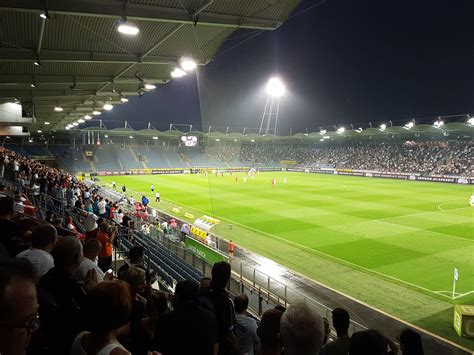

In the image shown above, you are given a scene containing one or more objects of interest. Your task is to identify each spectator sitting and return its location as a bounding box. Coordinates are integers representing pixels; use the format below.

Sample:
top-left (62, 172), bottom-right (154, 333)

top-left (76, 238), bottom-right (108, 283)
top-left (321, 307), bottom-right (351, 355)
top-left (399, 328), bottom-right (424, 355)
top-left (234, 293), bottom-right (258, 355)
top-left (70, 280), bottom-right (131, 355)
top-left (153, 280), bottom-right (218, 355)
top-left (280, 302), bottom-right (325, 355)
top-left (256, 308), bottom-right (283, 355)
top-left (38, 237), bottom-right (94, 355)
top-left (0, 259), bottom-right (38, 355)
top-left (16, 224), bottom-right (58, 283)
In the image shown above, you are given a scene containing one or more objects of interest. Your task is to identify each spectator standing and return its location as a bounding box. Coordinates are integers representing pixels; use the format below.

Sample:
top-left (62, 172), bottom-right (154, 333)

top-left (0, 260), bottom-right (38, 355)
top-left (256, 309), bottom-right (283, 355)
top-left (280, 302), bottom-right (325, 355)
top-left (98, 197), bottom-right (107, 218)
top-left (234, 293), bottom-right (258, 355)
top-left (96, 222), bottom-right (116, 272)
top-left (0, 196), bottom-right (19, 256)
top-left (321, 308), bottom-right (351, 355)
top-left (16, 224), bottom-right (57, 283)
top-left (82, 210), bottom-right (98, 239)
top-left (153, 280), bottom-right (218, 355)
top-left (70, 280), bottom-right (131, 355)
top-left (76, 238), bottom-right (106, 283)
top-left (399, 328), bottom-right (424, 355)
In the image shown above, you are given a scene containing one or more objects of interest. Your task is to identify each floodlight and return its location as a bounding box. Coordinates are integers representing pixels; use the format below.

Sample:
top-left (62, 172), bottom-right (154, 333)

top-left (78, 119), bottom-right (85, 123)
top-left (234, 139), bottom-right (238, 142)
top-left (129, 135), bottom-right (134, 139)
top-left (144, 83), bottom-right (156, 90)
top-left (433, 120), bottom-right (444, 128)
top-left (467, 117), bottom-right (474, 125)
top-left (171, 67), bottom-right (187, 78)
top-left (72, 122), bottom-right (79, 126)
top-left (180, 58), bottom-right (197, 71)
top-left (65, 126), bottom-right (70, 130)
top-left (320, 139), bottom-right (324, 142)
top-left (405, 121), bottom-right (414, 129)
top-left (84, 115), bottom-right (92, 120)
top-left (319, 129), bottom-right (327, 135)
top-left (120, 97), bottom-right (129, 103)
top-left (37, 130), bottom-right (42, 133)
top-left (215, 138), bottom-right (220, 142)
top-left (30, 83), bottom-right (37, 88)
top-left (54, 106), bottom-right (63, 112)
top-left (33, 59), bottom-right (41, 66)
top-left (266, 77), bottom-right (285, 97)
top-left (44, 121), bottom-right (50, 125)
top-left (337, 127), bottom-right (345, 134)
top-left (92, 111), bottom-right (101, 115)
top-left (117, 22), bottom-right (139, 35)
top-left (103, 103), bottom-right (113, 111)
top-left (380, 123), bottom-right (386, 131)
top-left (152, 136), bottom-right (158, 140)
top-left (40, 10), bottom-right (49, 19)
top-left (323, 135), bottom-right (330, 139)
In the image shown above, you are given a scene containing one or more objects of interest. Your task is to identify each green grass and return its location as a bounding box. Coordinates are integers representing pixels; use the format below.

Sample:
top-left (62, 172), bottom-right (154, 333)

top-left (101, 172), bottom-right (474, 349)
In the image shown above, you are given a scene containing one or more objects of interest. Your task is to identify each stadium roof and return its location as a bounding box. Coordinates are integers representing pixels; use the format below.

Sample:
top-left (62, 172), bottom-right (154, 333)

top-left (79, 120), bottom-right (474, 141)
top-left (0, 0), bottom-right (301, 132)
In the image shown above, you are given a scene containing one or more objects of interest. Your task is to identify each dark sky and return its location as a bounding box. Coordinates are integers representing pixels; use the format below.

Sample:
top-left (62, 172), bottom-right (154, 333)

top-left (105, 0), bottom-right (474, 135)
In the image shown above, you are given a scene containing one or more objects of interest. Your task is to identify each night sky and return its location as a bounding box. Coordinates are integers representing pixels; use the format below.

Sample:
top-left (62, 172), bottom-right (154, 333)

top-left (103, 0), bottom-right (474, 135)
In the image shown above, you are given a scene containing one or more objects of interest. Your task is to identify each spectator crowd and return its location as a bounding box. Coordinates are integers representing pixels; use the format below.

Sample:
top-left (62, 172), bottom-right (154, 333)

top-left (0, 147), bottom-right (426, 355)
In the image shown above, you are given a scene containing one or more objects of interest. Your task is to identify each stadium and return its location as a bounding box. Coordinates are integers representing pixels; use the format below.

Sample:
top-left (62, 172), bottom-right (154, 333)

top-left (0, 1), bottom-right (472, 355)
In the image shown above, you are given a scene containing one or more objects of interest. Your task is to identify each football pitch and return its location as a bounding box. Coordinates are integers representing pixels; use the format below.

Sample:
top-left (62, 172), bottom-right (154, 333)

top-left (101, 172), bottom-right (473, 342)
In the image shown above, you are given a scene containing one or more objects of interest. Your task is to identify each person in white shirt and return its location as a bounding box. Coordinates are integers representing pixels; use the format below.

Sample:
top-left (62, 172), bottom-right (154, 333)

top-left (129, 196), bottom-right (134, 205)
top-left (470, 195), bottom-right (474, 207)
top-left (151, 184), bottom-right (155, 192)
top-left (16, 224), bottom-right (57, 283)
top-left (76, 238), bottom-right (106, 283)
top-left (98, 197), bottom-right (107, 217)
top-left (155, 191), bottom-right (160, 202)
top-left (82, 211), bottom-right (98, 232)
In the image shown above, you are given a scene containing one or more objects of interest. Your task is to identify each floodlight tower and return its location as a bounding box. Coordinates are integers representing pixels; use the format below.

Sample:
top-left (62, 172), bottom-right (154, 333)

top-left (259, 77), bottom-right (285, 135)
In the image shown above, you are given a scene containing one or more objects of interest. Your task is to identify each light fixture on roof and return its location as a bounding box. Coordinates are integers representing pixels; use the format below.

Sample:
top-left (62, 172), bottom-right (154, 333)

top-left (30, 82), bottom-right (37, 88)
top-left (37, 130), bottom-right (42, 133)
top-left (33, 59), bottom-right (41, 66)
top-left (84, 115), bottom-right (92, 120)
top-left (44, 121), bottom-right (50, 125)
top-left (171, 67), bottom-right (187, 78)
top-left (28, 138), bottom-right (34, 143)
top-left (152, 136), bottom-right (158, 140)
top-left (129, 135), bottom-right (134, 139)
top-left (433, 119), bottom-right (444, 128)
top-left (39, 10), bottom-right (49, 19)
top-left (104, 135), bottom-right (109, 138)
top-left (180, 58), bottom-right (197, 71)
top-left (54, 106), bottom-right (63, 112)
top-left (120, 97), bottom-right (129, 103)
top-left (103, 103), bottom-right (113, 111)
top-left (72, 122), bottom-right (79, 126)
top-left (319, 129), bottom-right (327, 135)
top-left (144, 83), bottom-right (156, 91)
top-left (78, 119), bottom-right (85, 123)
top-left (336, 127), bottom-right (345, 134)
top-left (117, 20), bottom-right (139, 35)
top-left (379, 123), bottom-right (386, 131)
top-left (65, 126), bottom-right (71, 130)
top-left (250, 139), bottom-right (255, 142)
top-left (467, 116), bottom-right (474, 125)
top-left (92, 110), bottom-right (101, 115)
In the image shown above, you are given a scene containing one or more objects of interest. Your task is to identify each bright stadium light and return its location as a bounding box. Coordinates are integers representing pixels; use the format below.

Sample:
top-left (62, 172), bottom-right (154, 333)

top-left (129, 135), bottom-right (134, 139)
top-left (92, 111), bottom-right (101, 115)
top-left (171, 68), bottom-right (187, 78)
top-left (152, 136), bottom-right (158, 140)
top-left (120, 97), bottom-right (129, 103)
top-left (84, 115), bottom-right (92, 120)
top-left (467, 116), bottom-right (474, 125)
top-left (44, 121), bottom-right (50, 125)
top-left (103, 103), bottom-right (113, 111)
top-left (78, 119), bottom-right (85, 123)
top-left (319, 129), bottom-right (327, 135)
top-left (180, 58), bottom-right (197, 71)
top-left (337, 127), bottom-right (345, 134)
top-left (379, 123), bottom-right (386, 131)
top-left (117, 21), bottom-right (139, 35)
top-left (404, 121), bottom-right (414, 129)
top-left (37, 130), bottom-right (42, 133)
top-left (144, 83), bottom-right (156, 90)
top-left (72, 122), bottom-right (79, 126)
top-left (65, 126), bottom-right (71, 130)
top-left (54, 106), bottom-right (63, 112)
top-left (433, 120), bottom-right (444, 128)
top-left (266, 77), bottom-right (285, 97)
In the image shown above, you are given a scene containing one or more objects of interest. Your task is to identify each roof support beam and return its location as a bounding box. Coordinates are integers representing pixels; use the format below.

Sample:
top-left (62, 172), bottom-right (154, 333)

top-left (0, 75), bottom-right (169, 85)
top-left (0, 48), bottom-right (189, 66)
top-left (0, 0), bottom-right (281, 30)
